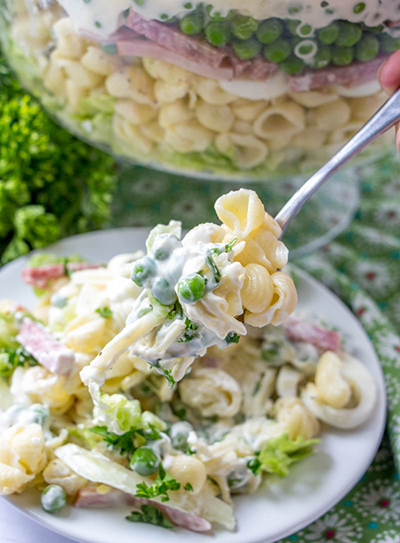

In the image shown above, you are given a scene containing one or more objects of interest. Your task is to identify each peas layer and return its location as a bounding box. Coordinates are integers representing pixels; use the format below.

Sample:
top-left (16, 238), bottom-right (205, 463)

top-left (167, 5), bottom-right (400, 74)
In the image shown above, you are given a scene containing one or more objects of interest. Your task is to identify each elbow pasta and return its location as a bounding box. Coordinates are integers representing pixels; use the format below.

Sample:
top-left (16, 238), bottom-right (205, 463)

top-left (23, 17), bottom-right (388, 173)
top-left (274, 397), bottom-right (320, 440)
top-left (215, 189), bottom-right (297, 326)
top-left (166, 455), bottom-right (207, 495)
top-left (0, 424), bottom-right (47, 495)
top-left (179, 368), bottom-right (242, 418)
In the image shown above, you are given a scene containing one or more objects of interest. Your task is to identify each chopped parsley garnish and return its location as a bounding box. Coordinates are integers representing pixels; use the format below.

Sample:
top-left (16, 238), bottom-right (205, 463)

top-left (206, 255), bottom-right (221, 284)
top-left (225, 237), bottom-right (238, 253)
top-left (184, 482), bottom-right (193, 491)
top-left (96, 306), bottom-right (113, 319)
top-left (167, 301), bottom-right (183, 320)
top-left (0, 346), bottom-right (38, 378)
top-left (135, 464), bottom-right (181, 503)
top-left (210, 237), bottom-right (238, 256)
top-left (225, 332), bottom-right (240, 344)
top-left (90, 424), bottom-right (161, 458)
top-left (150, 360), bottom-right (176, 389)
top-left (126, 504), bottom-right (173, 529)
top-left (177, 318), bottom-right (200, 343)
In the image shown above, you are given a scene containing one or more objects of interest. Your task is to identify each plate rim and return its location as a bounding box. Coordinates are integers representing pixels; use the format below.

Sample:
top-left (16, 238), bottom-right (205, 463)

top-left (0, 227), bottom-right (387, 543)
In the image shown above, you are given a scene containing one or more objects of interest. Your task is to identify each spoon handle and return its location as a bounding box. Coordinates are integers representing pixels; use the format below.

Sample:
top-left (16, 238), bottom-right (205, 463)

top-left (275, 87), bottom-right (400, 235)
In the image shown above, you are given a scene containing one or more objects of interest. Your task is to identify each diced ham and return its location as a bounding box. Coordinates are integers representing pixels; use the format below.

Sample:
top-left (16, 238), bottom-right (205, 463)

top-left (126, 11), bottom-right (227, 69)
top-left (117, 39), bottom-right (234, 80)
top-left (22, 262), bottom-right (100, 289)
top-left (75, 487), bottom-right (212, 533)
top-left (288, 55), bottom-right (389, 92)
top-left (16, 318), bottom-right (75, 376)
top-left (229, 54), bottom-right (277, 80)
top-left (284, 318), bottom-right (342, 352)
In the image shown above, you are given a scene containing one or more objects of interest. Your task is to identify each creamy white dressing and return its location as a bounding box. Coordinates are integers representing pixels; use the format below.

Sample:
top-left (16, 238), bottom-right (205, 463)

top-left (57, 0), bottom-right (400, 38)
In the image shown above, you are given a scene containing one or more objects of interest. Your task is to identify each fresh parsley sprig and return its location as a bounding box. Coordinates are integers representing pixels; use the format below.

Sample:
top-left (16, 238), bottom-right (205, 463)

top-left (135, 464), bottom-right (181, 503)
top-left (126, 504), bottom-right (173, 529)
top-left (90, 424), bottom-right (162, 458)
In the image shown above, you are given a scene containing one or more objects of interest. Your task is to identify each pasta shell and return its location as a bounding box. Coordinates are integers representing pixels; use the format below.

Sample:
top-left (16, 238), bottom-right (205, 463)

top-left (241, 263), bottom-right (274, 314)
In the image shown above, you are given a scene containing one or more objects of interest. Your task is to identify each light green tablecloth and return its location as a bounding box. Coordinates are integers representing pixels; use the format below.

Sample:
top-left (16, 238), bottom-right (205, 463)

top-left (111, 153), bottom-right (400, 543)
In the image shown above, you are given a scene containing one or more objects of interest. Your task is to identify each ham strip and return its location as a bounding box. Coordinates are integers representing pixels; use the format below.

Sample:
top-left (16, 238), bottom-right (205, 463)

top-left (288, 55), bottom-right (389, 92)
top-left (117, 39), bottom-right (234, 80)
top-left (22, 262), bottom-right (100, 289)
top-left (284, 318), bottom-right (341, 352)
top-left (75, 487), bottom-right (212, 533)
top-left (16, 318), bottom-right (75, 376)
top-left (126, 11), bottom-right (227, 69)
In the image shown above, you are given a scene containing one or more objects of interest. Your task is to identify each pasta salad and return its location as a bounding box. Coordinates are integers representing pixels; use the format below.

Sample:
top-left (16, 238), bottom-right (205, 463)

top-left (0, 0), bottom-right (394, 178)
top-left (0, 190), bottom-right (376, 532)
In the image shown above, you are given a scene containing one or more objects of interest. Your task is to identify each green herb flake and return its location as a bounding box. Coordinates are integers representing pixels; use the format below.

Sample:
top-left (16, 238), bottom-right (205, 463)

top-left (225, 332), bottom-right (240, 344)
top-left (184, 482), bottom-right (194, 491)
top-left (135, 464), bottom-right (181, 502)
top-left (206, 255), bottom-right (221, 284)
top-left (225, 237), bottom-right (238, 253)
top-left (96, 306), bottom-right (113, 319)
top-left (126, 504), bottom-right (174, 529)
top-left (0, 346), bottom-right (38, 378)
top-left (150, 361), bottom-right (176, 389)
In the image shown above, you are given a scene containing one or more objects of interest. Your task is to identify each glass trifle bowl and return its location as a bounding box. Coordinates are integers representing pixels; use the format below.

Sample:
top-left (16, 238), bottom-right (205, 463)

top-left (0, 0), bottom-right (398, 181)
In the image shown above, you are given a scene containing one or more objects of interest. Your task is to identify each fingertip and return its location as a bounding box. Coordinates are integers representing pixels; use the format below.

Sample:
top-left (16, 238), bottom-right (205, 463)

top-left (379, 50), bottom-right (400, 95)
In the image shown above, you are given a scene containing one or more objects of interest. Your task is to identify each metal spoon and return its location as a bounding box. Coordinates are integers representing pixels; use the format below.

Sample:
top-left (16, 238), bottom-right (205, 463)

top-left (275, 88), bottom-right (400, 235)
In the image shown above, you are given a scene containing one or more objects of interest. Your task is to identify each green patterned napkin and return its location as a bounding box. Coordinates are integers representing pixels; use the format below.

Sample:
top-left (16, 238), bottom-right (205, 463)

top-left (111, 151), bottom-right (400, 542)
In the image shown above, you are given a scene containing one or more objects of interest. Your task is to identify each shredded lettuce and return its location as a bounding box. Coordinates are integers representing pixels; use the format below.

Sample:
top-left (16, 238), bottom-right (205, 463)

top-left (0, 313), bottom-right (18, 350)
top-left (249, 433), bottom-right (319, 477)
top-left (94, 393), bottom-right (166, 435)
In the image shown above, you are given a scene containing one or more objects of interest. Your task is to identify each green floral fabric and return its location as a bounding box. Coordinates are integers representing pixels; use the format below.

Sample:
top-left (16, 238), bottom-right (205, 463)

top-left (111, 151), bottom-right (400, 542)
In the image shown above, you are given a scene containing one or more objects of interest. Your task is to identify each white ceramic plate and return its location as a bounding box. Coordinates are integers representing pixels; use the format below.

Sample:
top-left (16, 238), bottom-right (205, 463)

top-left (1, 228), bottom-right (386, 543)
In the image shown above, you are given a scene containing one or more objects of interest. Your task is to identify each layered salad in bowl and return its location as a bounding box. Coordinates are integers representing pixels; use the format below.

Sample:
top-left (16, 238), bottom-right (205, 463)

top-left (0, 0), bottom-right (398, 178)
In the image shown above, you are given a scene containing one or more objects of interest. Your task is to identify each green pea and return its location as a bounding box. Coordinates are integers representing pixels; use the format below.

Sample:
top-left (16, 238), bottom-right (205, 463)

top-left (179, 11), bottom-right (204, 35)
top-left (353, 2), bottom-right (366, 13)
top-left (355, 33), bottom-right (379, 62)
top-left (231, 14), bottom-right (259, 40)
top-left (41, 485), bottom-right (67, 513)
top-left (131, 256), bottom-right (156, 287)
top-left (205, 21), bottom-right (231, 47)
top-left (335, 22), bottom-right (362, 47)
top-left (263, 38), bottom-right (291, 63)
top-left (286, 19), bottom-right (301, 36)
top-left (368, 25), bottom-right (384, 35)
top-left (317, 22), bottom-right (339, 45)
top-left (256, 18), bottom-right (283, 44)
top-left (279, 54), bottom-right (306, 74)
top-left (130, 447), bottom-right (159, 476)
top-left (177, 273), bottom-right (206, 303)
top-left (298, 23), bottom-right (313, 37)
top-left (152, 277), bottom-right (176, 306)
top-left (380, 33), bottom-right (400, 54)
top-left (233, 38), bottom-right (262, 60)
top-left (313, 44), bottom-right (332, 69)
top-left (332, 45), bottom-right (354, 66)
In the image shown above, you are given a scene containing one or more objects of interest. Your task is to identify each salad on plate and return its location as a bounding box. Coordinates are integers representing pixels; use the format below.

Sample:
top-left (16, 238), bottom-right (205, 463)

top-left (0, 189), bottom-right (377, 532)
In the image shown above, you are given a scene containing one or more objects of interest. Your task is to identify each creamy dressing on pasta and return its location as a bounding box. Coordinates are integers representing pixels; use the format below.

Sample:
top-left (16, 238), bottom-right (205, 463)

top-left (56, 0), bottom-right (400, 37)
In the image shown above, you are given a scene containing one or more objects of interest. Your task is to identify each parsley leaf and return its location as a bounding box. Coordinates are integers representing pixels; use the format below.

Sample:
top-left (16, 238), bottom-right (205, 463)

top-left (167, 301), bottom-right (183, 320)
top-left (126, 504), bottom-right (174, 529)
top-left (184, 482), bottom-right (193, 491)
top-left (150, 361), bottom-right (175, 389)
top-left (0, 347), bottom-right (38, 378)
top-left (135, 464), bottom-right (181, 502)
top-left (90, 426), bottom-right (139, 457)
top-left (96, 306), bottom-right (113, 319)
top-left (225, 332), bottom-right (240, 344)
top-left (225, 237), bottom-right (238, 253)
top-left (206, 255), bottom-right (221, 284)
